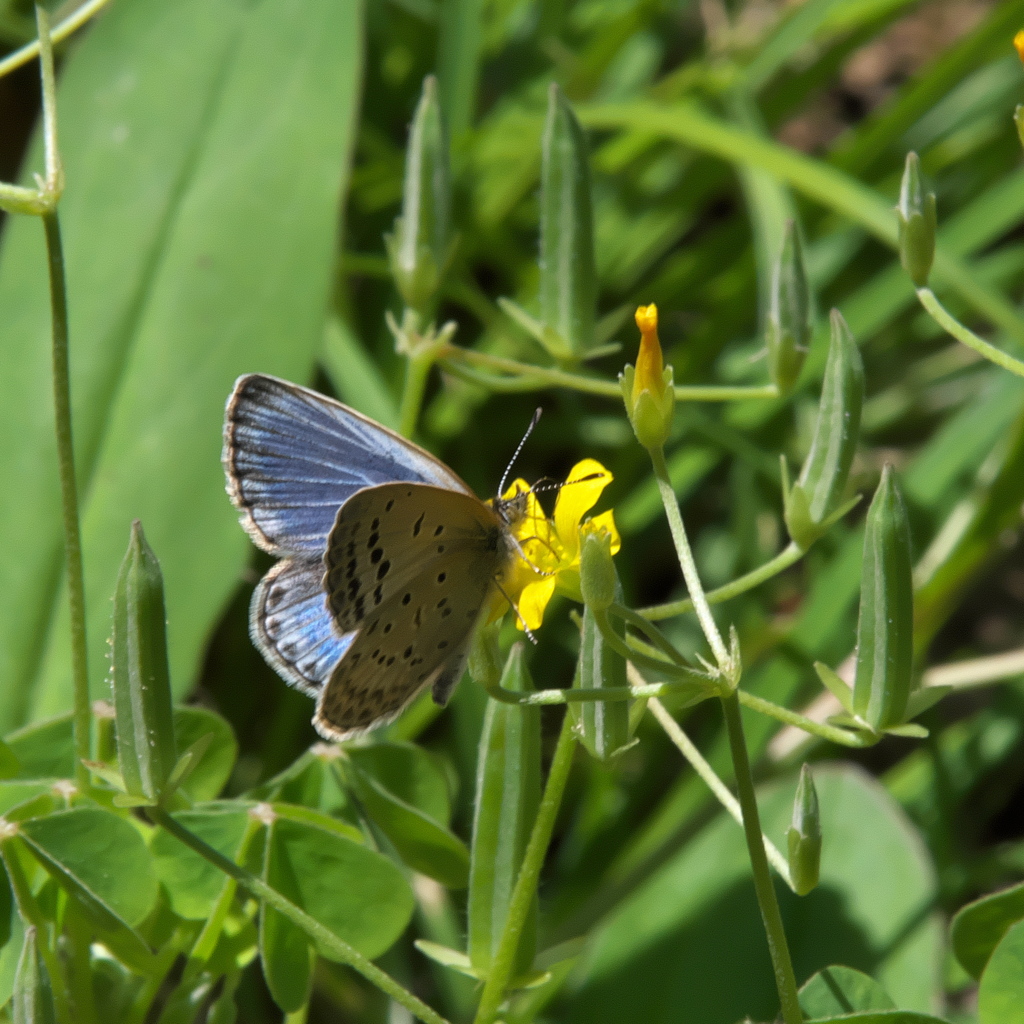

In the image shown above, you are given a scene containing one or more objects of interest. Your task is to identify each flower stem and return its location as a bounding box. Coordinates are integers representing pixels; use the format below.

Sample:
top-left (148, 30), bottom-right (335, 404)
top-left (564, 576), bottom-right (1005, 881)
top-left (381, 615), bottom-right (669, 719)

top-left (473, 713), bottom-right (576, 1024)
top-left (439, 345), bottom-right (779, 402)
top-left (147, 807), bottom-right (452, 1024)
top-left (44, 211), bottom-right (90, 791)
top-left (736, 689), bottom-right (869, 748)
top-left (0, 0), bottom-right (113, 80)
top-left (648, 445), bottom-right (730, 671)
top-left (640, 541), bottom-right (804, 620)
top-left (399, 348), bottom-right (437, 438)
top-left (916, 287), bottom-right (1024, 379)
top-left (719, 692), bottom-right (803, 1024)
top-left (648, 697), bottom-right (794, 889)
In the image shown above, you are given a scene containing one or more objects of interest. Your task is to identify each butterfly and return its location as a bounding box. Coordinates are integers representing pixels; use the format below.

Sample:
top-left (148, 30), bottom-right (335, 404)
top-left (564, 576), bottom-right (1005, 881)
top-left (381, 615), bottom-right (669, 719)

top-left (222, 373), bottom-right (530, 740)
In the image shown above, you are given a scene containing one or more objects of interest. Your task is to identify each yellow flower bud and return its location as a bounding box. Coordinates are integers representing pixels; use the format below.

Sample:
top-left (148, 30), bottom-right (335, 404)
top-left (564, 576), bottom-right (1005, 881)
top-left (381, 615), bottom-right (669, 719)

top-left (1015, 29), bottom-right (1024, 65)
top-left (621, 303), bottom-right (674, 451)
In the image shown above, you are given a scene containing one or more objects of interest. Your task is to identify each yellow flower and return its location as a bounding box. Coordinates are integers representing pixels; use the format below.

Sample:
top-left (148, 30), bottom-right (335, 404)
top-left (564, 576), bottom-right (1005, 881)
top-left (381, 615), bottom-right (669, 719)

top-left (1015, 29), bottom-right (1024, 65)
top-left (621, 303), bottom-right (674, 450)
top-left (493, 459), bottom-right (620, 631)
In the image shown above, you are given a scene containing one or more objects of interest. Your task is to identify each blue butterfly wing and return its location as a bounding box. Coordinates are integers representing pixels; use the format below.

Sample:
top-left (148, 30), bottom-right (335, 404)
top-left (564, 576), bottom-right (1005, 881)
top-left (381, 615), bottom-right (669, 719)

top-left (223, 373), bottom-right (472, 555)
top-left (251, 556), bottom-right (355, 696)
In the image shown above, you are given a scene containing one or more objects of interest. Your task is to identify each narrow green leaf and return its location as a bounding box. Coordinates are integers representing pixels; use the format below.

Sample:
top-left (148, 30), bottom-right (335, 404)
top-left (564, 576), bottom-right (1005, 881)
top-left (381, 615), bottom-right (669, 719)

top-left (814, 662), bottom-right (854, 715)
top-left (540, 84), bottom-right (597, 358)
top-left (437, 0), bottom-right (482, 140)
top-left (853, 467), bottom-right (914, 730)
top-left (978, 918), bottom-right (1024, 1024)
top-left (0, 0), bottom-right (365, 728)
top-left (468, 644), bottom-right (541, 976)
top-left (951, 880), bottom-right (1024, 980)
top-left (19, 808), bottom-right (157, 930)
top-left (799, 964), bottom-right (896, 1017)
top-left (111, 521), bottom-right (176, 800)
top-left (342, 753), bottom-right (469, 888)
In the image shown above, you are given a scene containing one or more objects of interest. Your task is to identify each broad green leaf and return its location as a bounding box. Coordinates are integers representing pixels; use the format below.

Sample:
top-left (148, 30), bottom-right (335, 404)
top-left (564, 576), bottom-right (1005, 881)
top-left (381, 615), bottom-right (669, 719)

top-left (799, 965), bottom-right (896, 1017)
top-left (268, 808), bottom-right (414, 954)
top-left (4, 716), bottom-right (73, 780)
top-left (952, 880), bottom-right (1024, 980)
top-left (346, 741), bottom-right (452, 825)
top-left (150, 802), bottom-right (254, 920)
top-left (0, 0), bottom-right (365, 730)
top-left (171, 707), bottom-right (237, 803)
top-left (569, 766), bottom-right (941, 1024)
top-left (19, 807), bottom-right (157, 929)
top-left (978, 918), bottom-right (1024, 1024)
top-left (342, 757), bottom-right (470, 888)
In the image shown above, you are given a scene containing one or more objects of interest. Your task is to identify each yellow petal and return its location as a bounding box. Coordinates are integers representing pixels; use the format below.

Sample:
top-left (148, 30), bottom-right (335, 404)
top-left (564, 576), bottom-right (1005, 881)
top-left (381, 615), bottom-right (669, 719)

top-left (517, 577), bottom-right (556, 631)
top-left (554, 459), bottom-right (613, 559)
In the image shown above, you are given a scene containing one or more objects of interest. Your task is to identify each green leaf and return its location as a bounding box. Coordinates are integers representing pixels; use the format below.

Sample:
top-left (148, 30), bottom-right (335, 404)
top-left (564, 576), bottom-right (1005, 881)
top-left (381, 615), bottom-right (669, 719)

top-left (569, 766), bottom-right (941, 1023)
top-left (415, 939), bottom-right (481, 979)
top-left (951, 880), bottom-right (1024, 979)
top-left (150, 802), bottom-right (254, 920)
top-left (268, 808), bottom-right (415, 954)
top-left (539, 83), bottom-right (597, 358)
top-left (346, 741), bottom-right (452, 826)
top-left (0, 0), bottom-right (365, 730)
top-left (342, 757), bottom-right (470, 889)
top-left (978, 917), bottom-right (1024, 1024)
top-left (0, 913), bottom-right (25, 1012)
top-left (805, 1014), bottom-right (949, 1023)
top-left (19, 807), bottom-right (157, 930)
top-left (111, 521), bottom-right (176, 800)
top-left (172, 707), bottom-right (237, 803)
top-left (799, 965), bottom-right (896, 1016)
top-left (814, 662), bottom-right (855, 715)
top-left (4, 716), bottom-right (73, 780)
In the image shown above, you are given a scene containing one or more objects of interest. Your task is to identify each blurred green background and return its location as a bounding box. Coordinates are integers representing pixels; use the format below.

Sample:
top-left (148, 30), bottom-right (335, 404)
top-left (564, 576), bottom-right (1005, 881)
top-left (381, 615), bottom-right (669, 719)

top-left (2, 0), bottom-right (1024, 1020)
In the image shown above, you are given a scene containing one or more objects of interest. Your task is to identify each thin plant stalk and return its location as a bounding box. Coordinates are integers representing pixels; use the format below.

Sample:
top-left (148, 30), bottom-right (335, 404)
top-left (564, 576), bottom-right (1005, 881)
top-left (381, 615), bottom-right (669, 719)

top-left (736, 689), bottom-right (868, 748)
top-left (720, 692), bottom-right (803, 1024)
top-left (473, 714), bottom-right (576, 1024)
top-left (648, 446), bottom-right (730, 671)
top-left (0, 0), bottom-right (113, 80)
top-left (916, 287), bottom-right (1024, 379)
top-left (640, 541), bottom-right (804, 620)
top-left (399, 349), bottom-right (438, 438)
top-left (147, 807), bottom-right (452, 1024)
top-left (923, 647), bottom-right (1024, 689)
top-left (648, 696), bottom-right (794, 889)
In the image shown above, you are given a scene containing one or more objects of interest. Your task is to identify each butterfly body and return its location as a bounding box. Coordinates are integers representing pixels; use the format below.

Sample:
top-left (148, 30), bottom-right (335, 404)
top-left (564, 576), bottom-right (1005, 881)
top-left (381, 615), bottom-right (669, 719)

top-left (223, 374), bottom-right (522, 739)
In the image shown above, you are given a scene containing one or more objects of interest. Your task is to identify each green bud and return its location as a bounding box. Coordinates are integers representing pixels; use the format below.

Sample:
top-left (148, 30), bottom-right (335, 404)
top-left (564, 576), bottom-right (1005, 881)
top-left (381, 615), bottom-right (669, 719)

top-left (787, 764), bottom-right (821, 896)
top-left (12, 927), bottom-right (56, 1024)
top-left (785, 310), bottom-right (864, 548)
top-left (896, 152), bottom-right (936, 288)
top-left (539, 83), bottom-right (597, 359)
top-left (111, 520), bottom-right (177, 801)
top-left (766, 220), bottom-right (810, 395)
top-left (579, 529), bottom-right (617, 612)
top-left (468, 645), bottom-right (540, 977)
top-left (386, 75), bottom-right (452, 313)
top-left (467, 620), bottom-right (503, 690)
top-left (853, 466), bottom-right (914, 731)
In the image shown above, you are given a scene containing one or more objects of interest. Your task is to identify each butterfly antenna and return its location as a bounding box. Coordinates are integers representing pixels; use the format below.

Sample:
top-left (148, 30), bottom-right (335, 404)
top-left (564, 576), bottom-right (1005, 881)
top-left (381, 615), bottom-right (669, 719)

top-left (491, 575), bottom-right (538, 644)
top-left (527, 471), bottom-right (606, 498)
top-left (498, 408), bottom-right (542, 498)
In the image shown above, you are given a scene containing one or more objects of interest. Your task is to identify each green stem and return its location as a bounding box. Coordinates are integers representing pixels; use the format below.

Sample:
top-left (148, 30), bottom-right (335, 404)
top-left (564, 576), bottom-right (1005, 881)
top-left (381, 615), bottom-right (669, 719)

top-left (147, 808), bottom-right (452, 1024)
top-left (44, 211), bottom-right (89, 791)
top-left (2, 840), bottom-right (74, 1024)
top-left (640, 542), bottom-right (804, 620)
top-left (473, 714), bottom-right (576, 1024)
top-left (440, 346), bottom-right (779, 402)
top-left (648, 698), bottom-right (794, 889)
top-left (736, 689), bottom-right (869, 748)
top-left (648, 445), bottom-right (730, 671)
top-left (399, 348), bottom-right (437, 438)
top-left (608, 603), bottom-right (693, 664)
top-left (916, 287), bottom-right (1024, 379)
top-left (480, 676), bottom-right (711, 706)
top-left (0, 0), bottom-right (113, 80)
top-left (719, 692), bottom-right (803, 1024)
